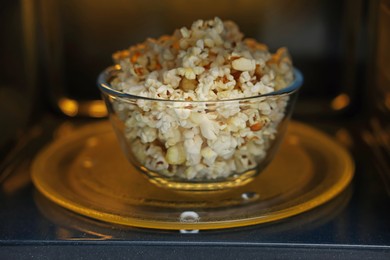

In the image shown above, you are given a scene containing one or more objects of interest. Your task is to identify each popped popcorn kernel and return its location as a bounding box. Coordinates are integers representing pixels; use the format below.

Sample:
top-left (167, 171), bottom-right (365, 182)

top-left (232, 57), bottom-right (256, 71)
top-left (180, 78), bottom-right (197, 91)
top-left (201, 147), bottom-right (218, 166)
top-left (166, 144), bottom-right (186, 165)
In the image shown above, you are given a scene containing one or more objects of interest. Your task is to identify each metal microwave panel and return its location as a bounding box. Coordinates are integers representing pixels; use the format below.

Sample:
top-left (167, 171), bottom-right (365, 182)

top-left (375, 0), bottom-right (390, 113)
top-left (37, 0), bottom-right (350, 117)
top-left (0, 0), bottom-right (39, 147)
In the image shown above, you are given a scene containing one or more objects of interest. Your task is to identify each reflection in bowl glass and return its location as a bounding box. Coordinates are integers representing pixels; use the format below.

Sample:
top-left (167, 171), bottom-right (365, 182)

top-left (98, 67), bottom-right (303, 191)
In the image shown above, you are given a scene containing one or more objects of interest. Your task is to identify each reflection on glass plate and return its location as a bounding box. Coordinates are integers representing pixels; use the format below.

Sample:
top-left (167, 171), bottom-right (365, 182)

top-left (34, 187), bottom-right (352, 238)
top-left (32, 121), bottom-right (354, 230)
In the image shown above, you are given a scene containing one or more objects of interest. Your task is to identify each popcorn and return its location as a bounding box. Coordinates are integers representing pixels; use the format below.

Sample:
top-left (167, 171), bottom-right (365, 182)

top-left (166, 144), bottom-right (186, 165)
top-left (201, 147), bottom-right (218, 166)
top-left (208, 133), bottom-right (238, 160)
top-left (110, 17), bottom-right (294, 180)
top-left (138, 127), bottom-right (157, 143)
top-left (145, 144), bottom-right (169, 171)
top-left (179, 78), bottom-right (197, 91)
top-left (177, 66), bottom-right (205, 80)
top-left (184, 134), bottom-right (203, 165)
top-left (189, 112), bottom-right (219, 140)
top-left (232, 57), bottom-right (256, 71)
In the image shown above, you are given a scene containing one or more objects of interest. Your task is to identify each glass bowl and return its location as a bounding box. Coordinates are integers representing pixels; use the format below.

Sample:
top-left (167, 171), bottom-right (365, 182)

top-left (97, 66), bottom-right (303, 191)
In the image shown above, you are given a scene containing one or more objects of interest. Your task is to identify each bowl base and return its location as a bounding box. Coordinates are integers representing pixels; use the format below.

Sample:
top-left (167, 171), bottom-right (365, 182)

top-left (140, 167), bottom-right (258, 191)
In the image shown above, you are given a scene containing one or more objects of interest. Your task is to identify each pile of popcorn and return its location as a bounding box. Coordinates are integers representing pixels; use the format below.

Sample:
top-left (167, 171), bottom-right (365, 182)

top-left (109, 17), bottom-right (294, 180)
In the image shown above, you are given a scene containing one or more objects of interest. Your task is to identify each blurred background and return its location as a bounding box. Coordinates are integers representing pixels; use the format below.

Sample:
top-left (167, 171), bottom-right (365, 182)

top-left (1, 0), bottom-right (388, 151)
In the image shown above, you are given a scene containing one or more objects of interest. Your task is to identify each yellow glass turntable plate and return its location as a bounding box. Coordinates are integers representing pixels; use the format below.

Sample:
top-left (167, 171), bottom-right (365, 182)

top-left (31, 121), bottom-right (354, 230)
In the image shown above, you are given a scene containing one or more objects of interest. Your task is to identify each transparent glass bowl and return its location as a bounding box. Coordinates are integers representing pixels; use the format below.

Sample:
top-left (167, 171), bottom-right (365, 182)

top-left (98, 67), bottom-right (303, 191)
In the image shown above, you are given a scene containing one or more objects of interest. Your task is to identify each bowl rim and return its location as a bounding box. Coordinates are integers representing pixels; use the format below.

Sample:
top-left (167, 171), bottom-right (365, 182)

top-left (97, 66), bottom-right (303, 103)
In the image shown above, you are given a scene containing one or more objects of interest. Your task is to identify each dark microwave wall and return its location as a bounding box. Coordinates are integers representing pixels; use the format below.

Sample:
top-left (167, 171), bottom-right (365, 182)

top-left (37, 0), bottom-right (350, 100)
top-left (0, 0), bottom-right (38, 150)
